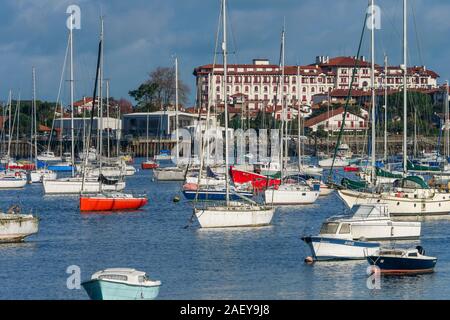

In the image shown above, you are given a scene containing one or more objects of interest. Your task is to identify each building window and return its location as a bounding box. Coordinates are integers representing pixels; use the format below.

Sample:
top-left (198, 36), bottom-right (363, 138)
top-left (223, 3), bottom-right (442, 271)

top-left (254, 86), bottom-right (259, 92)
top-left (303, 87), bottom-right (307, 93)
top-left (292, 86), bottom-right (296, 93)
top-left (311, 87), bottom-right (315, 93)
top-left (235, 86), bottom-right (240, 92)
top-left (245, 86), bottom-right (249, 93)
top-left (216, 86), bottom-right (220, 92)
top-left (264, 86), bottom-right (268, 93)
top-left (283, 86), bottom-right (287, 93)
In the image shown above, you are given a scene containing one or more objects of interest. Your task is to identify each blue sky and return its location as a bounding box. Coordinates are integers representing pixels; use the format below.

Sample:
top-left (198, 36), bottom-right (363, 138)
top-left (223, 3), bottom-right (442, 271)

top-left (1, 0), bottom-right (449, 106)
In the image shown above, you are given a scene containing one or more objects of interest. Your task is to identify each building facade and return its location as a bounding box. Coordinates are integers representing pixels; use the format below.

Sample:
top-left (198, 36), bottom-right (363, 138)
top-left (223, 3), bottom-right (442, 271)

top-left (304, 107), bottom-right (369, 132)
top-left (193, 56), bottom-right (439, 116)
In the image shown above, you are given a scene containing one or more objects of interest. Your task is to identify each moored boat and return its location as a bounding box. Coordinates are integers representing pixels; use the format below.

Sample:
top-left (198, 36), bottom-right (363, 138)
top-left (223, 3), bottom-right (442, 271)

top-left (367, 246), bottom-right (437, 274)
top-left (0, 206), bottom-right (39, 242)
top-left (81, 268), bottom-right (161, 300)
top-left (141, 160), bottom-right (159, 170)
top-left (80, 192), bottom-right (148, 212)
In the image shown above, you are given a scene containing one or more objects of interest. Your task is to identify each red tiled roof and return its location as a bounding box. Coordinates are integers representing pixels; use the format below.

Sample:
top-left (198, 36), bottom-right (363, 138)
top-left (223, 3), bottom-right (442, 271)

top-left (319, 56), bottom-right (374, 68)
top-left (304, 107), bottom-right (364, 128)
top-left (74, 97), bottom-right (95, 107)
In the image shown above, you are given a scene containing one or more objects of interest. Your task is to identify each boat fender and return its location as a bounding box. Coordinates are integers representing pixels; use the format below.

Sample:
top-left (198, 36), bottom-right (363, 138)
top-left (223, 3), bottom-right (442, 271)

top-left (304, 256), bottom-right (314, 264)
top-left (173, 196), bottom-right (180, 203)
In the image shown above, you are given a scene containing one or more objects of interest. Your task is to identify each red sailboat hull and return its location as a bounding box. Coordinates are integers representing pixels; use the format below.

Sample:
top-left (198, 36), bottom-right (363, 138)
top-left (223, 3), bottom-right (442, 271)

top-left (80, 196), bottom-right (148, 212)
top-left (141, 161), bottom-right (159, 170)
top-left (6, 164), bottom-right (36, 170)
top-left (344, 166), bottom-right (359, 172)
top-left (230, 167), bottom-right (280, 191)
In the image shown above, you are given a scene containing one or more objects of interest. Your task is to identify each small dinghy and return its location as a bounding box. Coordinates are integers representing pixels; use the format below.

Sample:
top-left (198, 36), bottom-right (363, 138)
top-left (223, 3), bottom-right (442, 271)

top-left (0, 205), bottom-right (39, 242)
top-left (367, 246), bottom-right (437, 275)
top-left (81, 268), bottom-right (161, 300)
top-left (80, 192), bottom-right (148, 212)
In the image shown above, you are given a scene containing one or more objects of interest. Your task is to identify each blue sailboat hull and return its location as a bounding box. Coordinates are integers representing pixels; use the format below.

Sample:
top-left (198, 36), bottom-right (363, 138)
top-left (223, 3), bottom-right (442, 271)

top-left (183, 190), bottom-right (253, 201)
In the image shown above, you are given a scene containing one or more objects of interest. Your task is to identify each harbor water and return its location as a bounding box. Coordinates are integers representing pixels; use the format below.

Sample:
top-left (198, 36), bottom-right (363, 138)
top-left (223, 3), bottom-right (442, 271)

top-left (1, 160), bottom-right (450, 299)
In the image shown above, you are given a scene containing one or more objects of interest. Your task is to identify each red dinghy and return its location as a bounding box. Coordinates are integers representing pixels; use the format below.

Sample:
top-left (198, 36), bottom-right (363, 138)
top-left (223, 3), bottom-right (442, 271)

top-left (141, 160), bottom-right (159, 170)
top-left (80, 192), bottom-right (148, 212)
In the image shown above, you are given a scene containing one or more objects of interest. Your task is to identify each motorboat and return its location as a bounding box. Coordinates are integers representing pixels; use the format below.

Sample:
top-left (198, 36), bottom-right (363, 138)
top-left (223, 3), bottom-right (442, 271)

top-left (80, 192), bottom-right (148, 212)
top-left (81, 268), bottom-right (161, 300)
top-left (367, 246), bottom-right (437, 274)
top-left (194, 201), bottom-right (274, 228)
top-left (301, 235), bottom-right (380, 261)
top-left (37, 151), bottom-right (62, 162)
top-left (154, 150), bottom-right (172, 161)
top-left (0, 206), bottom-right (39, 242)
top-left (320, 204), bottom-right (421, 241)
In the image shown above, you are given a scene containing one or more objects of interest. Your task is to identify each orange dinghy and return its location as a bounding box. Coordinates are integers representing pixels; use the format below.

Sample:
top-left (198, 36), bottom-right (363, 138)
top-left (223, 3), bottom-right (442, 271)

top-left (80, 192), bottom-right (148, 212)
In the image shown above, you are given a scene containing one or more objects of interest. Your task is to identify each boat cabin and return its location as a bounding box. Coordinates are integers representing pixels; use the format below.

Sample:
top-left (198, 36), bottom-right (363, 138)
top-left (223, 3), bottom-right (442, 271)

top-left (91, 268), bottom-right (161, 287)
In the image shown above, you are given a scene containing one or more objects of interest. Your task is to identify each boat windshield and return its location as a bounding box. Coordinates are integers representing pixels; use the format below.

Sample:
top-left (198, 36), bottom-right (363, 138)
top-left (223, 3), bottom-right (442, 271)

top-left (351, 205), bottom-right (389, 219)
top-left (320, 222), bottom-right (339, 235)
top-left (98, 274), bottom-right (128, 282)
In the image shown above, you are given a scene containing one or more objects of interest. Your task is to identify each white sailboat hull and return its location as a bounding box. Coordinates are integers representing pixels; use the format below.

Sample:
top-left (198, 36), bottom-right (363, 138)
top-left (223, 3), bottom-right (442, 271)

top-left (153, 167), bottom-right (185, 181)
top-left (43, 179), bottom-right (125, 194)
top-left (0, 178), bottom-right (27, 189)
top-left (0, 214), bottom-right (39, 242)
top-left (318, 158), bottom-right (349, 168)
top-left (264, 188), bottom-right (320, 205)
top-left (338, 189), bottom-right (450, 218)
top-left (195, 204), bottom-right (274, 228)
top-left (29, 170), bottom-right (57, 183)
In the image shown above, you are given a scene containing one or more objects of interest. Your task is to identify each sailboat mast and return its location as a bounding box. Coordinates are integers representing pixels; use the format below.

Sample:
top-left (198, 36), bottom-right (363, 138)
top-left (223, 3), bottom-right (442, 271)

top-left (279, 26), bottom-right (286, 174)
top-left (106, 80), bottom-right (110, 159)
top-left (32, 67), bottom-right (38, 168)
top-left (403, 0), bottom-right (408, 173)
top-left (7, 90), bottom-right (12, 160)
top-left (297, 65), bottom-right (301, 171)
top-left (70, 13), bottom-right (75, 177)
top-left (370, 0), bottom-right (376, 181)
top-left (175, 57), bottom-right (179, 164)
top-left (384, 55), bottom-right (388, 162)
top-left (99, 17), bottom-right (104, 171)
top-left (222, 0), bottom-right (230, 205)
top-left (446, 81), bottom-right (449, 158)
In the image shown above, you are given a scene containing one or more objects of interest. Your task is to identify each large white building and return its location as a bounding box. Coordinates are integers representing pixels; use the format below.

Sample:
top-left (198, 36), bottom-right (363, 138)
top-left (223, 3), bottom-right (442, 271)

top-left (193, 56), bottom-right (439, 114)
top-left (305, 107), bottom-right (369, 132)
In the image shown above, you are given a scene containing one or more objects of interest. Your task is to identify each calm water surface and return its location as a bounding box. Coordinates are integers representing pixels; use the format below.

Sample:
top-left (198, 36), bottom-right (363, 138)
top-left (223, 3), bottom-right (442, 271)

top-left (0, 161), bottom-right (449, 299)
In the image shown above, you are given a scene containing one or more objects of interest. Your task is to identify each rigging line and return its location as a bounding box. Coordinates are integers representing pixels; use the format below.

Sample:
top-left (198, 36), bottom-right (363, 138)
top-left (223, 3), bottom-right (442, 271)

top-left (411, 0), bottom-right (424, 67)
top-left (327, 7), bottom-right (369, 183)
top-left (226, 0), bottom-right (239, 65)
top-left (48, 35), bottom-right (70, 153)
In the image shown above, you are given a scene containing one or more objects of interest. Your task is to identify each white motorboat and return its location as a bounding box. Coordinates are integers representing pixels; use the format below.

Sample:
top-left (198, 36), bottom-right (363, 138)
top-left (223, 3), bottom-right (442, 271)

top-left (0, 207), bottom-right (39, 242)
top-left (29, 169), bottom-right (57, 183)
top-left (81, 268), bottom-right (161, 300)
top-left (153, 167), bottom-right (186, 181)
top-left (37, 151), bottom-right (62, 162)
top-left (195, 201), bottom-right (274, 228)
top-left (43, 177), bottom-right (125, 194)
top-left (338, 176), bottom-right (450, 219)
top-left (302, 235), bottom-right (380, 261)
top-left (321, 204), bottom-right (421, 241)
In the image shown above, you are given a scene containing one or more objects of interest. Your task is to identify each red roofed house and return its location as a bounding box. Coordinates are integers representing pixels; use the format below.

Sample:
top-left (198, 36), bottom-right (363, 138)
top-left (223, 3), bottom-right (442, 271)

top-left (73, 97), bottom-right (97, 115)
top-left (304, 106), bottom-right (369, 132)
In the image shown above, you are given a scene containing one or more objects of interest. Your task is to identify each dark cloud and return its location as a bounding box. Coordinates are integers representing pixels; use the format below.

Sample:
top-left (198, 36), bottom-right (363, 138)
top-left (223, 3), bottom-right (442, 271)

top-left (1, 0), bottom-right (449, 106)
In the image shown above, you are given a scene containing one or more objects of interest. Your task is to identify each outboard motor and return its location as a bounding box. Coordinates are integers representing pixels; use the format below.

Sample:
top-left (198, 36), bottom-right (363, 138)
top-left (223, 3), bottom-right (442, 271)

top-left (416, 246), bottom-right (425, 255)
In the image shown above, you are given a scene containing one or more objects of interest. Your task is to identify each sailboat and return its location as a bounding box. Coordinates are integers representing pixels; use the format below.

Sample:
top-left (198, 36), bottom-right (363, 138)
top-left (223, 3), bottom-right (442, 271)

top-left (153, 58), bottom-right (187, 181)
top-left (141, 101), bottom-right (159, 170)
top-left (29, 68), bottom-right (57, 183)
top-left (0, 92), bottom-right (27, 189)
top-left (79, 17), bottom-right (146, 212)
top-left (264, 25), bottom-right (320, 205)
top-left (193, 0), bottom-right (274, 228)
top-left (43, 14), bottom-right (125, 195)
top-left (337, 0), bottom-right (450, 218)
